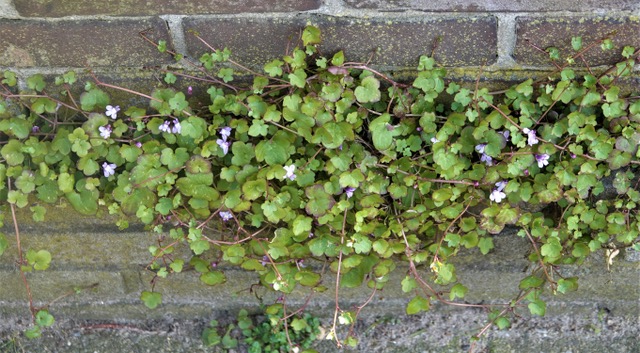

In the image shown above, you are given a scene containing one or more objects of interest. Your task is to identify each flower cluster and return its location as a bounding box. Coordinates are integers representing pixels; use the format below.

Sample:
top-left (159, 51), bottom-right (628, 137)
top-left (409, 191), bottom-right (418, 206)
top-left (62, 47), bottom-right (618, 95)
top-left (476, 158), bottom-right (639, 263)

top-left (490, 180), bottom-right (507, 203)
top-left (159, 118), bottom-right (181, 134)
top-left (216, 127), bottom-right (232, 155)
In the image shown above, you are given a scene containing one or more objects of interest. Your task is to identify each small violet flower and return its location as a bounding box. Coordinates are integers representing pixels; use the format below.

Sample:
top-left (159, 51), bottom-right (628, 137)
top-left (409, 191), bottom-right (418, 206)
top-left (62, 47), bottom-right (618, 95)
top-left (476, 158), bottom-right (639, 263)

top-left (495, 180), bottom-right (507, 192)
top-left (535, 153), bottom-right (550, 168)
top-left (171, 119), bottom-right (181, 134)
top-left (476, 144), bottom-right (493, 166)
top-left (159, 119), bottom-right (181, 134)
top-left (105, 105), bottom-right (120, 120)
top-left (430, 137), bottom-right (439, 143)
top-left (102, 162), bottom-right (116, 177)
top-left (159, 120), bottom-right (171, 133)
top-left (216, 139), bottom-right (230, 155)
top-left (522, 128), bottom-right (539, 146)
top-left (220, 127), bottom-right (232, 140)
top-left (99, 125), bottom-right (112, 139)
top-left (284, 165), bottom-right (296, 181)
top-left (501, 130), bottom-right (510, 140)
top-left (344, 187), bottom-right (356, 199)
top-left (187, 86), bottom-right (193, 95)
top-left (135, 142), bottom-right (142, 148)
top-left (490, 189), bottom-right (506, 203)
top-left (219, 211), bottom-right (233, 222)
top-left (32, 126), bottom-right (40, 133)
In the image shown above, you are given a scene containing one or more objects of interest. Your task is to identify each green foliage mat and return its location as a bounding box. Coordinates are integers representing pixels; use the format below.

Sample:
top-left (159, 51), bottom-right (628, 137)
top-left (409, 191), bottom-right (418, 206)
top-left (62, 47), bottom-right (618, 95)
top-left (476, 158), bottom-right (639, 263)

top-left (0, 26), bottom-right (639, 348)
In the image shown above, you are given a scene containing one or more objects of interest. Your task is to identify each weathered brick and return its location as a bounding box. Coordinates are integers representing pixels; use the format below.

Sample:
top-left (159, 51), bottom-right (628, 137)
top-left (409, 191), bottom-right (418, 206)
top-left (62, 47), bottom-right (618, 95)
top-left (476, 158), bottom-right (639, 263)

top-left (13, 0), bottom-right (321, 17)
top-left (514, 16), bottom-right (640, 67)
top-left (183, 15), bottom-right (497, 69)
top-left (0, 18), bottom-right (172, 68)
top-left (344, 0), bottom-right (640, 12)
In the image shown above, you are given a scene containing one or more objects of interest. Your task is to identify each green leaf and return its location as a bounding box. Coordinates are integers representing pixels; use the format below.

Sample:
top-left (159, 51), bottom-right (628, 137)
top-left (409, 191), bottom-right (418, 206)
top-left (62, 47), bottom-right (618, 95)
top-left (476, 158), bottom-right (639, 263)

top-left (354, 76), bottom-right (381, 103)
top-left (302, 25), bottom-right (321, 46)
top-left (449, 283), bottom-right (468, 300)
top-left (528, 299), bottom-right (546, 316)
top-left (264, 59), bottom-right (284, 77)
top-left (0, 233), bottom-right (8, 256)
top-left (35, 310), bottom-right (55, 327)
top-left (519, 275), bottom-right (545, 290)
top-left (80, 88), bottom-right (110, 111)
top-left (26, 249), bottom-right (51, 270)
top-left (26, 74), bottom-right (46, 92)
top-left (200, 271), bottom-right (226, 286)
top-left (557, 277), bottom-right (578, 294)
top-left (305, 185), bottom-right (335, 217)
top-left (289, 69), bottom-right (307, 88)
top-left (406, 295), bottom-right (430, 314)
top-left (140, 291), bottom-right (162, 309)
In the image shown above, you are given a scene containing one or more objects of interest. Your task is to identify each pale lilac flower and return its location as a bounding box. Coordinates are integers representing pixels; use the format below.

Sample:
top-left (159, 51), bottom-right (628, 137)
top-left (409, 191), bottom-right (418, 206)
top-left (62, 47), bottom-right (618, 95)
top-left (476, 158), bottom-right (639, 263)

top-left (105, 105), bottom-right (120, 120)
top-left (32, 126), bottom-right (40, 133)
top-left (219, 211), bottom-right (233, 221)
top-left (159, 120), bottom-right (171, 133)
top-left (99, 125), bottom-right (112, 139)
top-left (220, 127), bottom-right (232, 141)
top-left (135, 142), bottom-right (142, 148)
top-left (345, 187), bottom-right (356, 199)
top-left (501, 130), bottom-right (510, 139)
top-left (171, 119), bottom-right (181, 134)
top-left (284, 165), bottom-right (296, 181)
top-left (102, 162), bottom-right (116, 177)
top-left (475, 143), bottom-right (486, 154)
top-left (430, 137), bottom-right (439, 143)
top-left (187, 86), bottom-right (193, 95)
top-left (490, 189), bottom-right (506, 203)
top-left (522, 128), bottom-right (539, 146)
top-left (480, 153), bottom-right (493, 166)
top-left (261, 256), bottom-right (269, 266)
top-left (216, 139), bottom-right (230, 155)
top-left (495, 180), bottom-right (507, 192)
top-left (535, 153), bottom-right (550, 168)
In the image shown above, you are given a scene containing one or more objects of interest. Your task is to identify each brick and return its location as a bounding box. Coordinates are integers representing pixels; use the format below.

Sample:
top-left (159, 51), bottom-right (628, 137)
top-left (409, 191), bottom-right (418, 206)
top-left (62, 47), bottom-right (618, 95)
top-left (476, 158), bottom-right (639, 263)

top-left (514, 16), bottom-right (640, 67)
top-left (344, 0), bottom-right (640, 12)
top-left (13, 0), bottom-right (321, 17)
top-left (0, 18), bottom-right (172, 68)
top-left (183, 15), bottom-right (497, 69)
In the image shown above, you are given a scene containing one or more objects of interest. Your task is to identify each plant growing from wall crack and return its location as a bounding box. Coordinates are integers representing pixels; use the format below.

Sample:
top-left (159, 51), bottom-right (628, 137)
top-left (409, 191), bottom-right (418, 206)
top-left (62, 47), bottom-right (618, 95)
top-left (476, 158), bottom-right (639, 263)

top-left (0, 26), bottom-right (639, 348)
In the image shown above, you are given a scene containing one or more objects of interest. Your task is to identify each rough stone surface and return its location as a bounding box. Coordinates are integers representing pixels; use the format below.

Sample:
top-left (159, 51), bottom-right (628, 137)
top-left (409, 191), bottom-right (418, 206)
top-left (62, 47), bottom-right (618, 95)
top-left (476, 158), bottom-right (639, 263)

top-left (1, 202), bottom-right (638, 353)
top-left (13, 0), bottom-right (321, 17)
top-left (183, 15), bottom-right (498, 69)
top-left (514, 16), bottom-right (640, 67)
top-left (0, 18), bottom-right (172, 68)
top-left (343, 0), bottom-right (640, 12)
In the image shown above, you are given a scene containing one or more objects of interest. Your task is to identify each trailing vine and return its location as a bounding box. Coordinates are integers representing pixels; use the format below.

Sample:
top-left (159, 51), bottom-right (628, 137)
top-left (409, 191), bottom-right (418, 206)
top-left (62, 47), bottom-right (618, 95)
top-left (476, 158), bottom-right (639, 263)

top-left (0, 26), bottom-right (639, 349)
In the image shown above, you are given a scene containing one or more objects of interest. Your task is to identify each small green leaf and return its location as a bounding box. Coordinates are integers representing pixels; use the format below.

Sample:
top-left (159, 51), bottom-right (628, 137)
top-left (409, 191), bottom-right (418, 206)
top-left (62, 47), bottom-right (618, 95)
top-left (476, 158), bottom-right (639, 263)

top-left (528, 299), bottom-right (546, 316)
top-left (26, 249), bottom-right (51, 270)
top-left (200, 271), bottom-right (226, 286)
top-left (406, 295), bottom-right (430, 314)
top-left (0, 232), bottom-right (8, 256)
top-left (140, 291), bottom-right (162, 309)
top-left (35, 310), bottom-right (55, 327)
top-left (354, 76), bottom-right (381, 103)
top-left (302, 25), bottom-right (321, 46)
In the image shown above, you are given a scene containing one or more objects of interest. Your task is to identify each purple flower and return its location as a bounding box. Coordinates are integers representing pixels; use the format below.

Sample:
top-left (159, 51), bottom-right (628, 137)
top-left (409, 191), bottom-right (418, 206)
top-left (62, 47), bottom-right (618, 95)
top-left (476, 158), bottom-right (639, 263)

top-left (159, 120), bottom-right (171, 133)
top-left (187, 86), bottom-right (193, 95)
top-left (495, 180), bottom-right (507, 192)
top-left (284, 165), bottom-right (296, 181)
top-left (220, 127), bottom-right (232, 141)
top-left (522, 128), bottom-right (539, 146)
top-left (99, 125), bottom-right (112, 139)
top-left (216, 139), bottom-right (230, 155)
top-left (105, 105), bottom-right (120, 120)
top-left (480, 153), bottom-right (493, 166)
top-left (430, 137), bottom-right (439, 143)
top-left (102, 162), bottom-right (116, 177)
top-left (219, 211), bottom-right (233, 221)
top-left (171, 119), bottom-right (181, 134)
top-left (535, 153), bottom-right (550, 168)
top-left (261, 256), bottom-right (268, 266)
top-left (475, 144), bottom-right (486, 154)
top-left (501, 130), bottom-right (510, 139)
top-left (490, 189), bottom-right (506, 203)
top-left (135, 142), bottom-right (142, 148)
top-left (32, 126), bottom-right (40, 133)
top-left (345, 187), bottom-right (356, 199)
